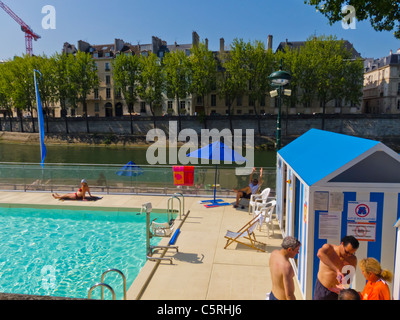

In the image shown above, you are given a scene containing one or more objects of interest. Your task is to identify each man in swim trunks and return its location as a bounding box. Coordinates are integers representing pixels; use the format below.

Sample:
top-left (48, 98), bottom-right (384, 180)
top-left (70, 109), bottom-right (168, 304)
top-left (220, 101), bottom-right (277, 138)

top-left (313, 235), bottom-right (359, 300)
top-left (268, 236), bottom-right (301, 300)
top-left (52, 179), bottom-right (93, 200)
top-left (232, 167), bottom-right (263, 208)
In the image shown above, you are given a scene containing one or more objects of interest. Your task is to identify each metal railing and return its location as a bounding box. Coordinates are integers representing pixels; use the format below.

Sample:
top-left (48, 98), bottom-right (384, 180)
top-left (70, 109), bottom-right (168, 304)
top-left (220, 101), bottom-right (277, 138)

top-left (88, 268), bottom-right (127, 300)
top-left (0, 162), bottom-right (276, 197)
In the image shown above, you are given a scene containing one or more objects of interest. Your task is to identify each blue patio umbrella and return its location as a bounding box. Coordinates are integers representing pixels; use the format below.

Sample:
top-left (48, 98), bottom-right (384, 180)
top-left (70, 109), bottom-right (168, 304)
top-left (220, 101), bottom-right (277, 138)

top-left (116, 161), bottom-right (144, 186)
top-left (116, 161), bottom-right (144, 176)
top-left (187, 141), bottom-right (247, 207)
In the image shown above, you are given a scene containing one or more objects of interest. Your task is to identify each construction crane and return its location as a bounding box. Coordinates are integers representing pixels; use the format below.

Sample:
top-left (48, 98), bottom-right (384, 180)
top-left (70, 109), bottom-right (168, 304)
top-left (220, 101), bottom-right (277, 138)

top-left (0, 0), bottom-right (41, 56)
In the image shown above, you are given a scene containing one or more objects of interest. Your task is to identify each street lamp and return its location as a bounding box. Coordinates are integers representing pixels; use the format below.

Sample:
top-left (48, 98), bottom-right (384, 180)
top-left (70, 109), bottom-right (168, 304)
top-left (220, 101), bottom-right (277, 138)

top-left (268, 59), bottom-right (291, 150)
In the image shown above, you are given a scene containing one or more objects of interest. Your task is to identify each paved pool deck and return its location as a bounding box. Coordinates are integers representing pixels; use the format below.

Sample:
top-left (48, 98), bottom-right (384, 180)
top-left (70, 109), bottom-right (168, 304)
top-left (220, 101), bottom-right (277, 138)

top-left (0, 191), bottom-right (302, 300)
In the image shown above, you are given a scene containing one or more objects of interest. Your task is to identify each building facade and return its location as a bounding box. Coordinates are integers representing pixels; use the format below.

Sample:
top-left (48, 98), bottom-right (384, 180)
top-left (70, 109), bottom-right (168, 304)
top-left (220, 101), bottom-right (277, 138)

top-left (62, 34), bottom-right (198, 118)
top-left (363, 50), bottom-right (400, 114)
top-left (60, 34), bottom-right (364, 118)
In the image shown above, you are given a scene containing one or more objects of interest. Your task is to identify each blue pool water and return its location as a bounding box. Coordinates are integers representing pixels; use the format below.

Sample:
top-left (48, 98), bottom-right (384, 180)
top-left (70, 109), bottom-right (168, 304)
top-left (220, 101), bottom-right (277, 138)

top-left (0, 206), bottom-right (170, 299)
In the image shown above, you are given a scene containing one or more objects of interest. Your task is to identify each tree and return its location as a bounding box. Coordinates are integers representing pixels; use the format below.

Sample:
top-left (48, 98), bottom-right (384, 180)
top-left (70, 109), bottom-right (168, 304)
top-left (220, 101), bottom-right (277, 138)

top-left (189, 42), bottom-right (217, 116)
top-left (112, 52), bottom-right (141, 133)
top-left (218, 38), bottom-right (252, 131)
top-left (247, 40), bottom-right (275, 134)
top-left (163, 49), bottom-right (191, 131)
top-left (7, 55), bottom-right (36, 132)
top-left (137, 53), bottom-right (165, 127)
top-left (32, 54), bottom-right (57, 132)
top-left (67, 51), bottom-right (99, 133)
top-left (305, 0), bottom-right (400, 39)
top-left (53, 52), bottom-right (72, 133)
top-left (296, 35), bottom-right (364, 128)
top-left (0, 62), bottom-right (13, 131)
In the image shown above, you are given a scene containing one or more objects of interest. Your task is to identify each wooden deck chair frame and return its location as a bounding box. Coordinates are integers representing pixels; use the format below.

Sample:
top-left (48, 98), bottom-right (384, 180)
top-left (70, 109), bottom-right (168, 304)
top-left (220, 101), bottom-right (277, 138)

top-left (224, 214), bottom-right (266, 252)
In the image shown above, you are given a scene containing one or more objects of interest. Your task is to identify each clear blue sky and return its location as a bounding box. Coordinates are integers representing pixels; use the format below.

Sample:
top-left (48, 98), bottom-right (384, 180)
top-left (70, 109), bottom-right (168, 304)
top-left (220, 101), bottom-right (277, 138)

top-left (0, 0), bottom-right (399, 60)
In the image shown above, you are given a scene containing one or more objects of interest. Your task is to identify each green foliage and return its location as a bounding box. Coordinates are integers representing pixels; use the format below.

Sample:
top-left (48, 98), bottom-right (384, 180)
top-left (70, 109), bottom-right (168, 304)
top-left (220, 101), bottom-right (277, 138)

top-left (67, 51), bottom-right (99, 114)
top-left (305, 0), bottom-right (400, 39)
top-left (163, 49), bottom-right (191, 114)
top-left (137, 53), bottom-right (165, 116)
top-left (189, 42), bottom-right (217, 114)
top-left (0, 34), bottom-right (365, 119)
top-left (112, 53), bottom-right (140, 113)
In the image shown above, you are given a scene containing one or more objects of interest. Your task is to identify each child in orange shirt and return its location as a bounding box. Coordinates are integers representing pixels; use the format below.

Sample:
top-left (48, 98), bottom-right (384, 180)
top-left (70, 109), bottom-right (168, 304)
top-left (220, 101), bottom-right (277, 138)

top-left (359, 258), bottom-right (392, 300)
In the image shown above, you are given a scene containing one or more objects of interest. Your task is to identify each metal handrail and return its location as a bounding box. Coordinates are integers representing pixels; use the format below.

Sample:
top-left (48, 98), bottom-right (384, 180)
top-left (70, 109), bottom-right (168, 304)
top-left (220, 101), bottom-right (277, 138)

top-left (101, 269), bottom-right (127, 300)
top-left (88, 283), bottom-right (116, 300)
top-left (167, 195), bottom-right (181, 220)
top-left (173, 192), bottom-right (185, 218)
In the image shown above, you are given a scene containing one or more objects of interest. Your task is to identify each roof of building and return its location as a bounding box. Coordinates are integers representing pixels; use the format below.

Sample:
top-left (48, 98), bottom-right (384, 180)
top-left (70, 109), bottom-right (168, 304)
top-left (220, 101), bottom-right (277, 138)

top-left (276, 39), bottom-right (361, 59)
top-left (364, 53), bottom-right (400, 72)
top-left (277, 129), bottom-right (381, 186)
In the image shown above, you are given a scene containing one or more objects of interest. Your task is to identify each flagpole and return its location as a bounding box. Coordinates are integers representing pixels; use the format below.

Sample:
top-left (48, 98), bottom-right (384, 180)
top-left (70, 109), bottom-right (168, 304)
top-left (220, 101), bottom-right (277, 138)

top-left (33, 69), bottom-right (46, 168)
top-left (33, 71), bottom-right (42, 162)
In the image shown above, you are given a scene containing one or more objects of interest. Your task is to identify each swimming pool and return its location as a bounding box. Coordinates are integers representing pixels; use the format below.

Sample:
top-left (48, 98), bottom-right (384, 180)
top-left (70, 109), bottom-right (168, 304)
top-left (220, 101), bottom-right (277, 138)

top-left (0, 205), bottom-right (173, 300)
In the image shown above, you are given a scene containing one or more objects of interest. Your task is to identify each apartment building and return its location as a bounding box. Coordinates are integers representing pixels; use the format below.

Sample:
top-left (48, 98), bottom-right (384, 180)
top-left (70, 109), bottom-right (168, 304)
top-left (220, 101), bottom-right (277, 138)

top-left (197, 37), bottom-right (363, 117)
top-left (363, 49), bottom-right (400, 114)
top-left (62, 33), bottom-right (198, 118)
top-left (61, 34), bottom-right (364, 118)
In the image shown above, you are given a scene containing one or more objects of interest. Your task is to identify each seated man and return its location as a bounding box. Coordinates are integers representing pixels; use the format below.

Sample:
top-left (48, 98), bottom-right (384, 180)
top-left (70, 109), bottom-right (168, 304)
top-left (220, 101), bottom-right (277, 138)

top-left (232, 167), bottom-right (263, 208)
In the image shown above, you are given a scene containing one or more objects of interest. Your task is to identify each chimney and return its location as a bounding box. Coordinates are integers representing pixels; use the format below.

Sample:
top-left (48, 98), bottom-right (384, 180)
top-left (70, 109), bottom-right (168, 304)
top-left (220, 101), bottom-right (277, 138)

top-left (390, 49), bottom-right (393, 55)
top-left (267, 35), bottom-right (273, 51)
top-left (115, 38), bottom-right (124, 52)
top-left (220, 38), bottom-right (225, 53)
top-left (205, 38), bottom-right (208, 50)
top-left (192, 31), bottom-right (199, 47)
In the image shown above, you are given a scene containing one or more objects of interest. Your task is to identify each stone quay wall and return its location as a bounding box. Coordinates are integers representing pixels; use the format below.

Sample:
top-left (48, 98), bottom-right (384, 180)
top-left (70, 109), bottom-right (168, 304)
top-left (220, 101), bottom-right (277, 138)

top-left (1, 114), bottom-right (400, 150)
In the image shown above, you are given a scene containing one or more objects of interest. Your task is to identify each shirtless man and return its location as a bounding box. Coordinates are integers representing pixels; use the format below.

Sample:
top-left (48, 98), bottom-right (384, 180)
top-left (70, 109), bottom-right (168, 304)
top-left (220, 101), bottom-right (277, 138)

top-left (233, 167), bottom-right (263, 208)
top-left (313, 235), bottom-right (359, 300)
top-left (269, 236), bottom-right (301, 300)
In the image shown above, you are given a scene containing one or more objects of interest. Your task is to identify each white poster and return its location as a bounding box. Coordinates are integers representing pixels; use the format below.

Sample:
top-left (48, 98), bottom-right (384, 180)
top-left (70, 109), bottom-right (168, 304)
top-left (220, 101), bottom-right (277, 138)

top-left (347, 222), bottom-right (376, 242)
top-left (347, 201), bottom-right (377, 222)
top-left (319, 212), bottom-right (341, 239)
top-left (314, 191), bottom-right (329, 211)
top-left (329, 192), bottom-right (344, 212)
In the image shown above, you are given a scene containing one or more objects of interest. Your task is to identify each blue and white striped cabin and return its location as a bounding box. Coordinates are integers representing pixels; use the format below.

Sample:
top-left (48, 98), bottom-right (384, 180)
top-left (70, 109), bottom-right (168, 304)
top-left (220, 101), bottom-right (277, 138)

top-left (276, 129), bottom-right (400, 300)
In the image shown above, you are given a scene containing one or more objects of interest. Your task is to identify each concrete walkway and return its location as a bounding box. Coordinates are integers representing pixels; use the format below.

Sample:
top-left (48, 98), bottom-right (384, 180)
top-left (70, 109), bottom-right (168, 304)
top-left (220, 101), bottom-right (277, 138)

top-left (0, 191), bottom-right (302, 300)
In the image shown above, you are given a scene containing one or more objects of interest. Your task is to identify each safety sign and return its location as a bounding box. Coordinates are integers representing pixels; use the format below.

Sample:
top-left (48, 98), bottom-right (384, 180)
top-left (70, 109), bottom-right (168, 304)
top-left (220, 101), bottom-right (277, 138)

top-left (347, 222), bottom-right (376, 241)
top-left (347, 201), bottom-right (377, 222)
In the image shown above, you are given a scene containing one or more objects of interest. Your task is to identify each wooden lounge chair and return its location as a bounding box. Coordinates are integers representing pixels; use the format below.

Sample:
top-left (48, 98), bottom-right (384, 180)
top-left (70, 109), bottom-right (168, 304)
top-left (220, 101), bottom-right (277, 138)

top-left (224, 214), bottom-right (266, 252)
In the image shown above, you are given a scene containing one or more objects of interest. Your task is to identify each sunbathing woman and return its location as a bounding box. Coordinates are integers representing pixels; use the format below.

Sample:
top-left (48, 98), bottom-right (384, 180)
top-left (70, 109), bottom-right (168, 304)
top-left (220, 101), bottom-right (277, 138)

top-left (52, 179), bottom-right (93, 200)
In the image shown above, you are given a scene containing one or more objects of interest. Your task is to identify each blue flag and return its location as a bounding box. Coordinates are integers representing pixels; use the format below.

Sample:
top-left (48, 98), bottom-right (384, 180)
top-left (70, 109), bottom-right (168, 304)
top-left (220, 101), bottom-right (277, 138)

top-left (33, 70), bottom-right (47, 168)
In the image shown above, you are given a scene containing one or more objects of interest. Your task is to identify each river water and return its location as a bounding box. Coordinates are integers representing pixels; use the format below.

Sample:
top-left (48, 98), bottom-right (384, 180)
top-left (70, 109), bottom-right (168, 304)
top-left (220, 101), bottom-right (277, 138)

top-left (0, 142), bottom-right (277, 167)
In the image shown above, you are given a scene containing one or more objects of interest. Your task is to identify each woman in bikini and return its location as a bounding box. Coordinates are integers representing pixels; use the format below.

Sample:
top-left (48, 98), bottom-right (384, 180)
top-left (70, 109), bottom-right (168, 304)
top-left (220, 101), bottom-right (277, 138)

top-left (52, 179), bottom-right (92, 200)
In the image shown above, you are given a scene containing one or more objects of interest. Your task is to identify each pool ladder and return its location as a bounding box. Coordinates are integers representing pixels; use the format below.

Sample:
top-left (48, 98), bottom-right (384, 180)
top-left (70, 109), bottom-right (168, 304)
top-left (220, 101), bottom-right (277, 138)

top-left (167, 192), bottom-right (185, 220)
top-left (88, 269), bottom-right (127, 300)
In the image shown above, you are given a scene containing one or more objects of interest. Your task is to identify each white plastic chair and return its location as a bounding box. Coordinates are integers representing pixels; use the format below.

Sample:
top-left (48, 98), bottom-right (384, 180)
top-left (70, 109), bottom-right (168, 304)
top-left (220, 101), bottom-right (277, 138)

top-left (254, 200), bottom-right (276, 237)
top-left (249, 187), bottom-right (270, 214)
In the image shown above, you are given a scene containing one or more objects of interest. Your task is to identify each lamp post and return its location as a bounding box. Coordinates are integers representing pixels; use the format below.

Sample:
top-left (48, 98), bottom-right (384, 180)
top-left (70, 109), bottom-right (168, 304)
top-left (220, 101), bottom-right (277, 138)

top-left (268, 59), bottom-right (291, 150)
